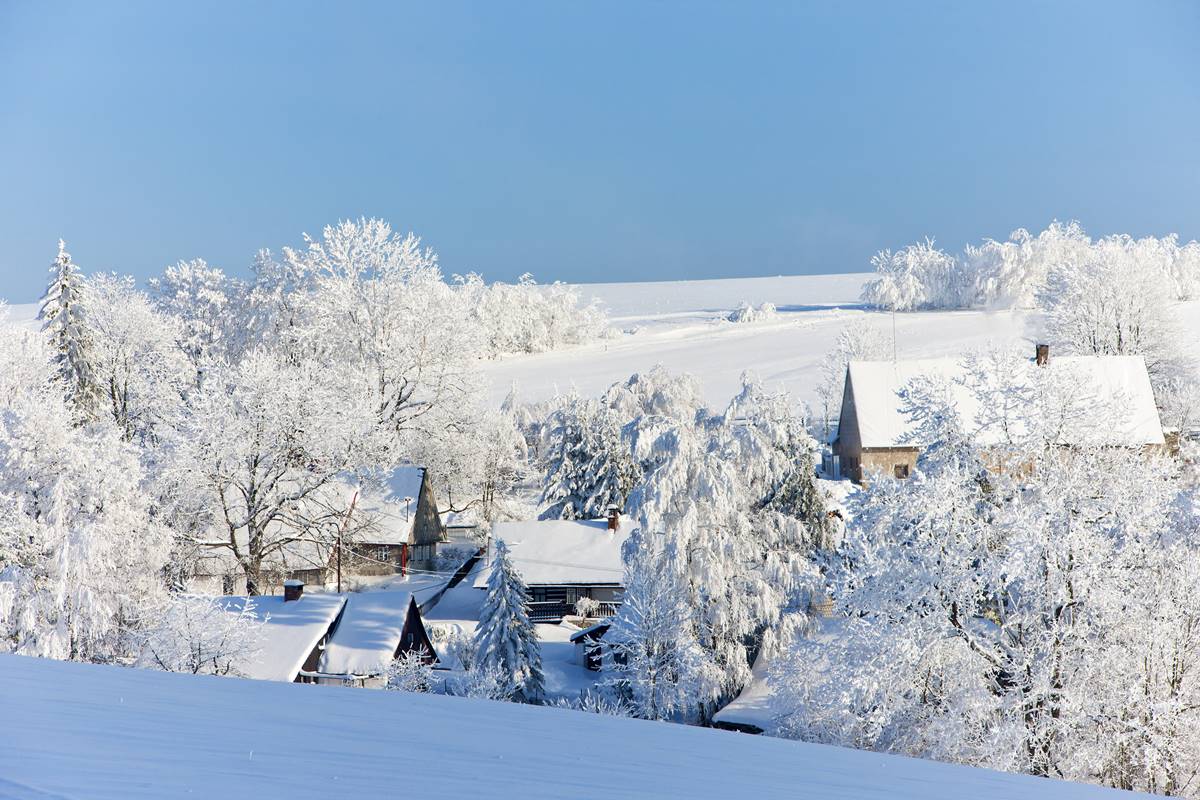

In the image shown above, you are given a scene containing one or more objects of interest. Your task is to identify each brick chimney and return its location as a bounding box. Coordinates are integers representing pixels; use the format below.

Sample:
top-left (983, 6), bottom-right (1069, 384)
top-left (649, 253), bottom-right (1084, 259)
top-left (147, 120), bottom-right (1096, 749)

top-left (283, 579), bottom-right (304, 602)
top-left (606, 505), bottom-right (620, 532)
top-left (1035, 343), bottom-right (1050, 367)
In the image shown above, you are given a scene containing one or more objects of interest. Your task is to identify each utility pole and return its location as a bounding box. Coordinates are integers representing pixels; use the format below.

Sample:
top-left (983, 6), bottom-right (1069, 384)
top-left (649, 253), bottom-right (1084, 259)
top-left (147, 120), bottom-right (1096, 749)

top-left (336, 490), bottom-right (359, 594)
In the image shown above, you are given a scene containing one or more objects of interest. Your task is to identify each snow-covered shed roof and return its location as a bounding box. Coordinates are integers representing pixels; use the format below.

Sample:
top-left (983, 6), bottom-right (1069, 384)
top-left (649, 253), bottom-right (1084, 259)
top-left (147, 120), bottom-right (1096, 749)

top-left (475, 519), bottom-right (629, 589)
top-left (846, 355), bottom-right (1164, 449)
top-left (220, 593), bottom-right (346, 682)
top-left (319, 581), bottom-right (446, 677)
top-left (0, 654), bottom-right (1145, 799)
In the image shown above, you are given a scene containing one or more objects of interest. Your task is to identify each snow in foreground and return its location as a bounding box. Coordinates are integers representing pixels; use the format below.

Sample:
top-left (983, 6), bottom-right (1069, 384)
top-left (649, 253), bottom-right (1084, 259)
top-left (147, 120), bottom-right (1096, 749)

top-left (0, 655), bottom-right (1149, 799)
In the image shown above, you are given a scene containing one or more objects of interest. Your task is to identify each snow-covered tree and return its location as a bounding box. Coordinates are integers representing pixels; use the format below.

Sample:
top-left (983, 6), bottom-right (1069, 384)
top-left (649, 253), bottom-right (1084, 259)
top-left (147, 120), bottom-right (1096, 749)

top-left (539, 392), bottom-right (639, 520)
top-left (457, 272), bottom-right (608, 356)
top-left (38, 240), bottom-right (101, 417)
top-left (165, 349), bottom-right (376, 594)
top-left (861, 238), bottom-right (965, 311)
top-left (0, 327), bottom-right (171, 662)
top-left (474, 540), bottom-right (544, 703)
top-left (148, 258), bottom-right (246, 384)
top-left (138, 594), bottom-right (266, 676)
top-left (1037, 244), bottom-right (1184, 384)
top-left (606, 527), bottom-right (718, 721)
top-left (85, 273), bottom-right (190, 442)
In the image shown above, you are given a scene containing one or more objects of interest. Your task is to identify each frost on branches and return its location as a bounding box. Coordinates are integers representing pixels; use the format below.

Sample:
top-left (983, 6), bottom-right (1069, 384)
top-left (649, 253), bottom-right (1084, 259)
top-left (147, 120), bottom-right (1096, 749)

top-left (771, 351), bottom-right (1200, 796)
top-left (534, 368), bottom-right (835, 721)
top-left (0, 326), bottom-right (170, 662)
top-left (861, 220), bottom-right (1200, 311)
top-left (474, 541), bottom-right (545, 703)
top-left (138, 595), bottom-right (266, 676)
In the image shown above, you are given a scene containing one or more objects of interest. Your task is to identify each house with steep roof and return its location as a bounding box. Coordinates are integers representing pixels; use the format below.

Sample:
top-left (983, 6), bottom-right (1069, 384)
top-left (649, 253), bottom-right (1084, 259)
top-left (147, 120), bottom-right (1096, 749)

top-left (833, 346), bottom-right (1165, 483)
top-left (344, 466), bottom-right (447, 576)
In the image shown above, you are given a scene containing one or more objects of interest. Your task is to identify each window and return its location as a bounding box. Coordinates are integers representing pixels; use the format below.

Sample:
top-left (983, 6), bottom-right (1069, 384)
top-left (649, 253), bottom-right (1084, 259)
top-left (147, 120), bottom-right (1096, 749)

top-left (893, 463), bottom-right (910, 479)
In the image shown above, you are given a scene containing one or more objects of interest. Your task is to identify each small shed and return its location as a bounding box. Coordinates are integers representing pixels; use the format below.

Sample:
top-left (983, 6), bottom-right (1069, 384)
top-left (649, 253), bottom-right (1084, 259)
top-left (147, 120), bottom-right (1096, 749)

top-left (569, 621), bottom-right (611, 671)
top-left (317, 588), bottom-right (441, 687)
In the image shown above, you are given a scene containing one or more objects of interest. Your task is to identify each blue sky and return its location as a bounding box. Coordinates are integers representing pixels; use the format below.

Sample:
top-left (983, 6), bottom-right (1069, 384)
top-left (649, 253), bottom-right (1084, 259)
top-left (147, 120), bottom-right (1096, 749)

top-left (2, 1), bottom-right (1198, 300)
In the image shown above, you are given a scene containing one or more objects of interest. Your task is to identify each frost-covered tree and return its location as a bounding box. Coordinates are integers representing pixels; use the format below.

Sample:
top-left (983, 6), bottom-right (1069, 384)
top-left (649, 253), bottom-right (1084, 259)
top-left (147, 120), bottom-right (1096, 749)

top-left (861, 238), bottom-right (965, 311)
top-left (165, 349), bottom-right (376, 594)
top-left (0, 327), bottom-right (171, 662)
top-left (138, 594), bottom-right (266, 676)
top-left (474, 540), bottom-right (544, 702)
top-left (148, 258), bottom-right (246, 384)
top-left (606, 528), bottom-right (718, 721)
top-left (539, 392), bottom-right (639, 520)
top-left (457, 272), bottom-right (609, 356)
top-left (1037, 244), bottom-right (1184, 384)
top-left (85, 273), bottom-right (190, 442)
top-left (38, 240), bottom-right (101, 417)
top-left (863, 220), bottom-right (1200, 311)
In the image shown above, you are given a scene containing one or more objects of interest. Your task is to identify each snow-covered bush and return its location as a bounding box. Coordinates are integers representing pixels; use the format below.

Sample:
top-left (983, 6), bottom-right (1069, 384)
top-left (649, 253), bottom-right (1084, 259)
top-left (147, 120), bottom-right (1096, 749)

top-left (385, 648), bottom-right (435, 693)
top-left (457, 272), bottom-right (609, 356)
top-left (726, 302), bottom-right (777, 323)
top-left (861, 221), bottom-right (1200, 311)
top-left (139, 594), bottom-right (266, 676)
top-left (573, 596), bottom-right (600, 619)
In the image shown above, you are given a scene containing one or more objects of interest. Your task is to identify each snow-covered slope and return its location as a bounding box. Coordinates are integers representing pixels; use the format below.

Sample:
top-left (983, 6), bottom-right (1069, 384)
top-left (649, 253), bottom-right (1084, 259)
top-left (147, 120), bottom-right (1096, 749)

top-left (485, 274), bottom-right (1200, 411)
top-left (0, 654), bottom-right (1149, 799)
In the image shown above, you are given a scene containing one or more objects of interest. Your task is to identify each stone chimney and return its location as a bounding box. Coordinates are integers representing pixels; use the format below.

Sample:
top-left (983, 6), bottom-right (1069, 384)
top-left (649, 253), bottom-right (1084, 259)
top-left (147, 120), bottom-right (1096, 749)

top-left (283, 579), bottom-right (304, 602)
top-left (606, 505), bottom-right (620, 532)
top-left (1035, 343), bottom-right (1050, 367)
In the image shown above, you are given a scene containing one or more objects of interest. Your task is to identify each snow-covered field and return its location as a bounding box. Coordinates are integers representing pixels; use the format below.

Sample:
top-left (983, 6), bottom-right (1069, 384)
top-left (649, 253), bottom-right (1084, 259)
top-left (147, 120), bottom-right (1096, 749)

top-left (0, 653), bottom-right (1150, 800)
top-left (484, 273), bottom-right (1200, 411)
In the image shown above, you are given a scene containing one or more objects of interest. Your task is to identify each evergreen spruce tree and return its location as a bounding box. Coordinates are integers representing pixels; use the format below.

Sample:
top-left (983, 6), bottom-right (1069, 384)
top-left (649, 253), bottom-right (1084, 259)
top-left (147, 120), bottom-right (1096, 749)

top-left (539, 393), bottom-right (639, 520)
top-left (38, 240), bottom-right (100, 417)
top-left (474, 540), bottom-right (545, 702)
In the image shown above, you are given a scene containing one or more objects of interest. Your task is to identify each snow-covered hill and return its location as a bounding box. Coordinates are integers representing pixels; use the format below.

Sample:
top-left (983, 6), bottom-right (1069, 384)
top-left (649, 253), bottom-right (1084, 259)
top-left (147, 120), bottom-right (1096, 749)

top-left (484, 273), bottom-right (1200, 411)
top-left (0, 654), bottom-right (1150, 799)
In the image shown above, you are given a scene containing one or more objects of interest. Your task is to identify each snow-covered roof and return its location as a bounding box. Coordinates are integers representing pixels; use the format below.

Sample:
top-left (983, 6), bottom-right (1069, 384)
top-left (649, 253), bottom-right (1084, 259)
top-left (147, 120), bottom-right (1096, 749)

top-left (220, 593), bottom-right (346, 682)
top-left (475, 519), bottom-right (629, 589)
top-left (846, 355), bottom-right (1164, 449)
top-left (349, 466), bottom-right (429, 546)
top-left (0, 654), bottom-right (1143, 799)
top-left (712, 648), bottom-right (775, 731)
top-left (319, 582), bottom-right (446, 677)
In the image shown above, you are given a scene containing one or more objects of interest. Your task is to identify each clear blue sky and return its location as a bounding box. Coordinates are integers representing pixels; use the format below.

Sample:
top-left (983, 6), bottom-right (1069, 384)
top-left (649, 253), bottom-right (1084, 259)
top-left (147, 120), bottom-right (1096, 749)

top-left (2, 1), bottom-right (1198, 301)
